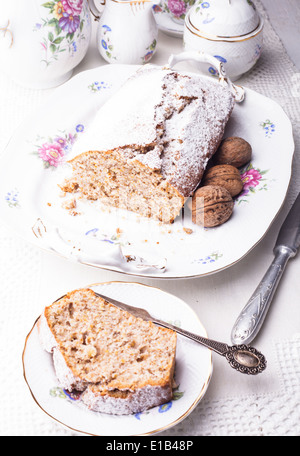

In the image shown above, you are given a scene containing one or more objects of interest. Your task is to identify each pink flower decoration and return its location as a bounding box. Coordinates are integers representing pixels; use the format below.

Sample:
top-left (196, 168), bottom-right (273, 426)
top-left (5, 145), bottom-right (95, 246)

top-left (38, 142), bottom-right (64, 167)
top-left (61, 0), bottom-right (83, 16)
top-left (168, 0), bottom-right (186, 17)
top-left (241, 168), bottom-right (262, 193)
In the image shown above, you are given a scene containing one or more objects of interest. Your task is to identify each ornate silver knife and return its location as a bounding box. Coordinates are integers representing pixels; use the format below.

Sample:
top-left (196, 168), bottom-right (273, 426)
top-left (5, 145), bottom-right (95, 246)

top-left (231, 192), bottom-right (300, 345)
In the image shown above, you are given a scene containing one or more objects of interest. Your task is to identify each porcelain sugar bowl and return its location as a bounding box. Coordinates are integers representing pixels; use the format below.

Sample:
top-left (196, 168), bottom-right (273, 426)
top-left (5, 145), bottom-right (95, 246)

top-left (183, 0), bottom-right (264, 81)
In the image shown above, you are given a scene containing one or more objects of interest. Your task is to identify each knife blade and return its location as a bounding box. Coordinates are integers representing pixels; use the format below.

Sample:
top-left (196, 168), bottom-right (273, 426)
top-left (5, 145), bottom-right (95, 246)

top-left (93, 291), bottom-right (267, 374)
top-left (231, 192), bottom-right (300, 345)
top-left (94, 292), bottom-right (155, 322)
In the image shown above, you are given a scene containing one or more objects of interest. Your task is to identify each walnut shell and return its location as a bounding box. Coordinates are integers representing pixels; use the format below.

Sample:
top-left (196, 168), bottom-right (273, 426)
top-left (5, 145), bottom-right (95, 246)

top-left (202, 164), bottom-right (243, 197)
top-left (188, 185), bottom-right (234, 227)
top-left (214, 137), bottom-right (252, 168)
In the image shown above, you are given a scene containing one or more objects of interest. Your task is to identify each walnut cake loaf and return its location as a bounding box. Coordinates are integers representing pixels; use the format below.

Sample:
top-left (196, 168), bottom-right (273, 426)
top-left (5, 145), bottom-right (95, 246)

top-left (61, 66), bottom-right (235, 222)
top-left (38, 288), bottom-right (177, 415)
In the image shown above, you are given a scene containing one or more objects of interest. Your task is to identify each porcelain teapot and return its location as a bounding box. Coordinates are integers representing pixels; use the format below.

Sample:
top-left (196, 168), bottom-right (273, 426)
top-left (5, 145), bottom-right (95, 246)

top-left (89, 0), bottom-right (158, 65)
top-left (0, 0), bottom-right (92, 89)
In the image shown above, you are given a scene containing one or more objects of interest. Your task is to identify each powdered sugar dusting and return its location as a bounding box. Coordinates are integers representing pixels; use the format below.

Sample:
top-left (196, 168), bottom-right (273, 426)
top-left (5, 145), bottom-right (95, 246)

top-left (81, 384), bottom-right (172, 415)
top-left (161, 74), bottom-right (235, 196)
top-left (68, 67), bottom-right (166, 157)
top-left (68, 66), bottom-right (234, 197)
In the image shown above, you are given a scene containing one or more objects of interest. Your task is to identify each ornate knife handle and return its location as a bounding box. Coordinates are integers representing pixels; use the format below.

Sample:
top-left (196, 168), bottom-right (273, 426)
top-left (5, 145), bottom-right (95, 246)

top-left (153, 318), bottom-right (266, 375)
top-left (231, 245), bottom-right (295, 345)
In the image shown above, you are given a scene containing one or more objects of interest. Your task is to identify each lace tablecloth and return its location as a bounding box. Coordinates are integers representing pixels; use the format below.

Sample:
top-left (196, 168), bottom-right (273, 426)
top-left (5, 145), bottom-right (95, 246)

top-left (0, 1), bottom-right (299, 436)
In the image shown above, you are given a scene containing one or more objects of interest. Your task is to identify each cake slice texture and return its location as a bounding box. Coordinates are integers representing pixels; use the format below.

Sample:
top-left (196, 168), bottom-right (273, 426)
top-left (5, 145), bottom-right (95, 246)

top-left (38, 288), bottom-right (177, 415)
top-left (61, 66), bottom-right (235, 223)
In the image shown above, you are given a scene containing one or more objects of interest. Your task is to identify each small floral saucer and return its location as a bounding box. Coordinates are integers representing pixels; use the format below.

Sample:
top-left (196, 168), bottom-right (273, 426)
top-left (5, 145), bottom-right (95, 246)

top-left (152, 3), bottom-right (184, 38)
top-left (22, 282), bottom-right (212, 436)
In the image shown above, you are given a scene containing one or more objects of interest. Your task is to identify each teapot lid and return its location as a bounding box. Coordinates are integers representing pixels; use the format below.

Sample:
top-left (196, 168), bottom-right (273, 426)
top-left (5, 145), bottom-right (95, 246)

top-left (187, 0), bottom-right (261, 38)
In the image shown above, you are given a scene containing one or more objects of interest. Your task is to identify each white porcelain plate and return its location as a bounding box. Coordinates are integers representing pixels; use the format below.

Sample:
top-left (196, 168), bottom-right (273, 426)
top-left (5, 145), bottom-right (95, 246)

top-left (23, 282), bottom-right (212, 436)
top-left (152, 3), bottom-right (184, 38)
top-left (0, 64), bottom-right (294, 278)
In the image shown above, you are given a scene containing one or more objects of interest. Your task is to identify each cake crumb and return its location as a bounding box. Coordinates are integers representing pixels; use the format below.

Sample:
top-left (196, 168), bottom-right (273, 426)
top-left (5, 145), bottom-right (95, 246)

top-left (183, 227), bottom-right (193, 235)
top-left (62, 198), bottom-right (77, 210)
top-left (62, 198), bottom-right (80, 216)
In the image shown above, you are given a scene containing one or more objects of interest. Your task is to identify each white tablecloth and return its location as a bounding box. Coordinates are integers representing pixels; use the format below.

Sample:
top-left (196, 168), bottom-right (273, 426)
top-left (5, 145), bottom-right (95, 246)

top-left (0, 1), bottom-right (300, 436)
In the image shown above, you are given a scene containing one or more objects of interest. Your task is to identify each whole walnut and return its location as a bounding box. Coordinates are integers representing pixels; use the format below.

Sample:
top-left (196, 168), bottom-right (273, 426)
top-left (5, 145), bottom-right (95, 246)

top-left (188, 185), bottom-right (234, 228)
top-left (202, 164), bottom-right (243, 197)
top-left (214, 137), bottom-right (252, 168)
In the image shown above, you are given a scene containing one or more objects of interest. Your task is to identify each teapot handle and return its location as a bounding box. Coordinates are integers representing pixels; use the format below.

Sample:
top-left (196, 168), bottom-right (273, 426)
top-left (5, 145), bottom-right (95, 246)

top-left (166, 51), bottom-right (245, 103)
top-left (0, 20), bottom-right (13, 48)
top-left (88, 0), bottom-right (106, 21)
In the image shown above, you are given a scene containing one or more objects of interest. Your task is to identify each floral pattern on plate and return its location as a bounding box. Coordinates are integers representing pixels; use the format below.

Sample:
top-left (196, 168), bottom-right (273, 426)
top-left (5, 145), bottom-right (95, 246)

top-left (236, 163), bottom-right (269, 203)
top-left (32, 124), bottom-right (84, 169)
top-left (50, 386), bottom-right (81, 401)
top-left (85, 227), bottom-right (125, 246)
top-left (192, 251), bottom-right (223, 265)
top-left (260, 119), bottom-right (276, 138)
top-left (152, 3), bottom-right (184, 37)
top-left (4, 189), bottom-right (20, 208)
top-left (161, 0), bottom-right (194, 20)
top-left (88, 81), bottom-right (112, 93)
top-left (135, 386), bottom-right (184, 420)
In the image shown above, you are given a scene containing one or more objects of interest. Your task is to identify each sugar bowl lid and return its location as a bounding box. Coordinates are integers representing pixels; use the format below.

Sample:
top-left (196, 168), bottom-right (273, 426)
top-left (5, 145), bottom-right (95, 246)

top-left (187, 0), bottom-right (261, 38)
